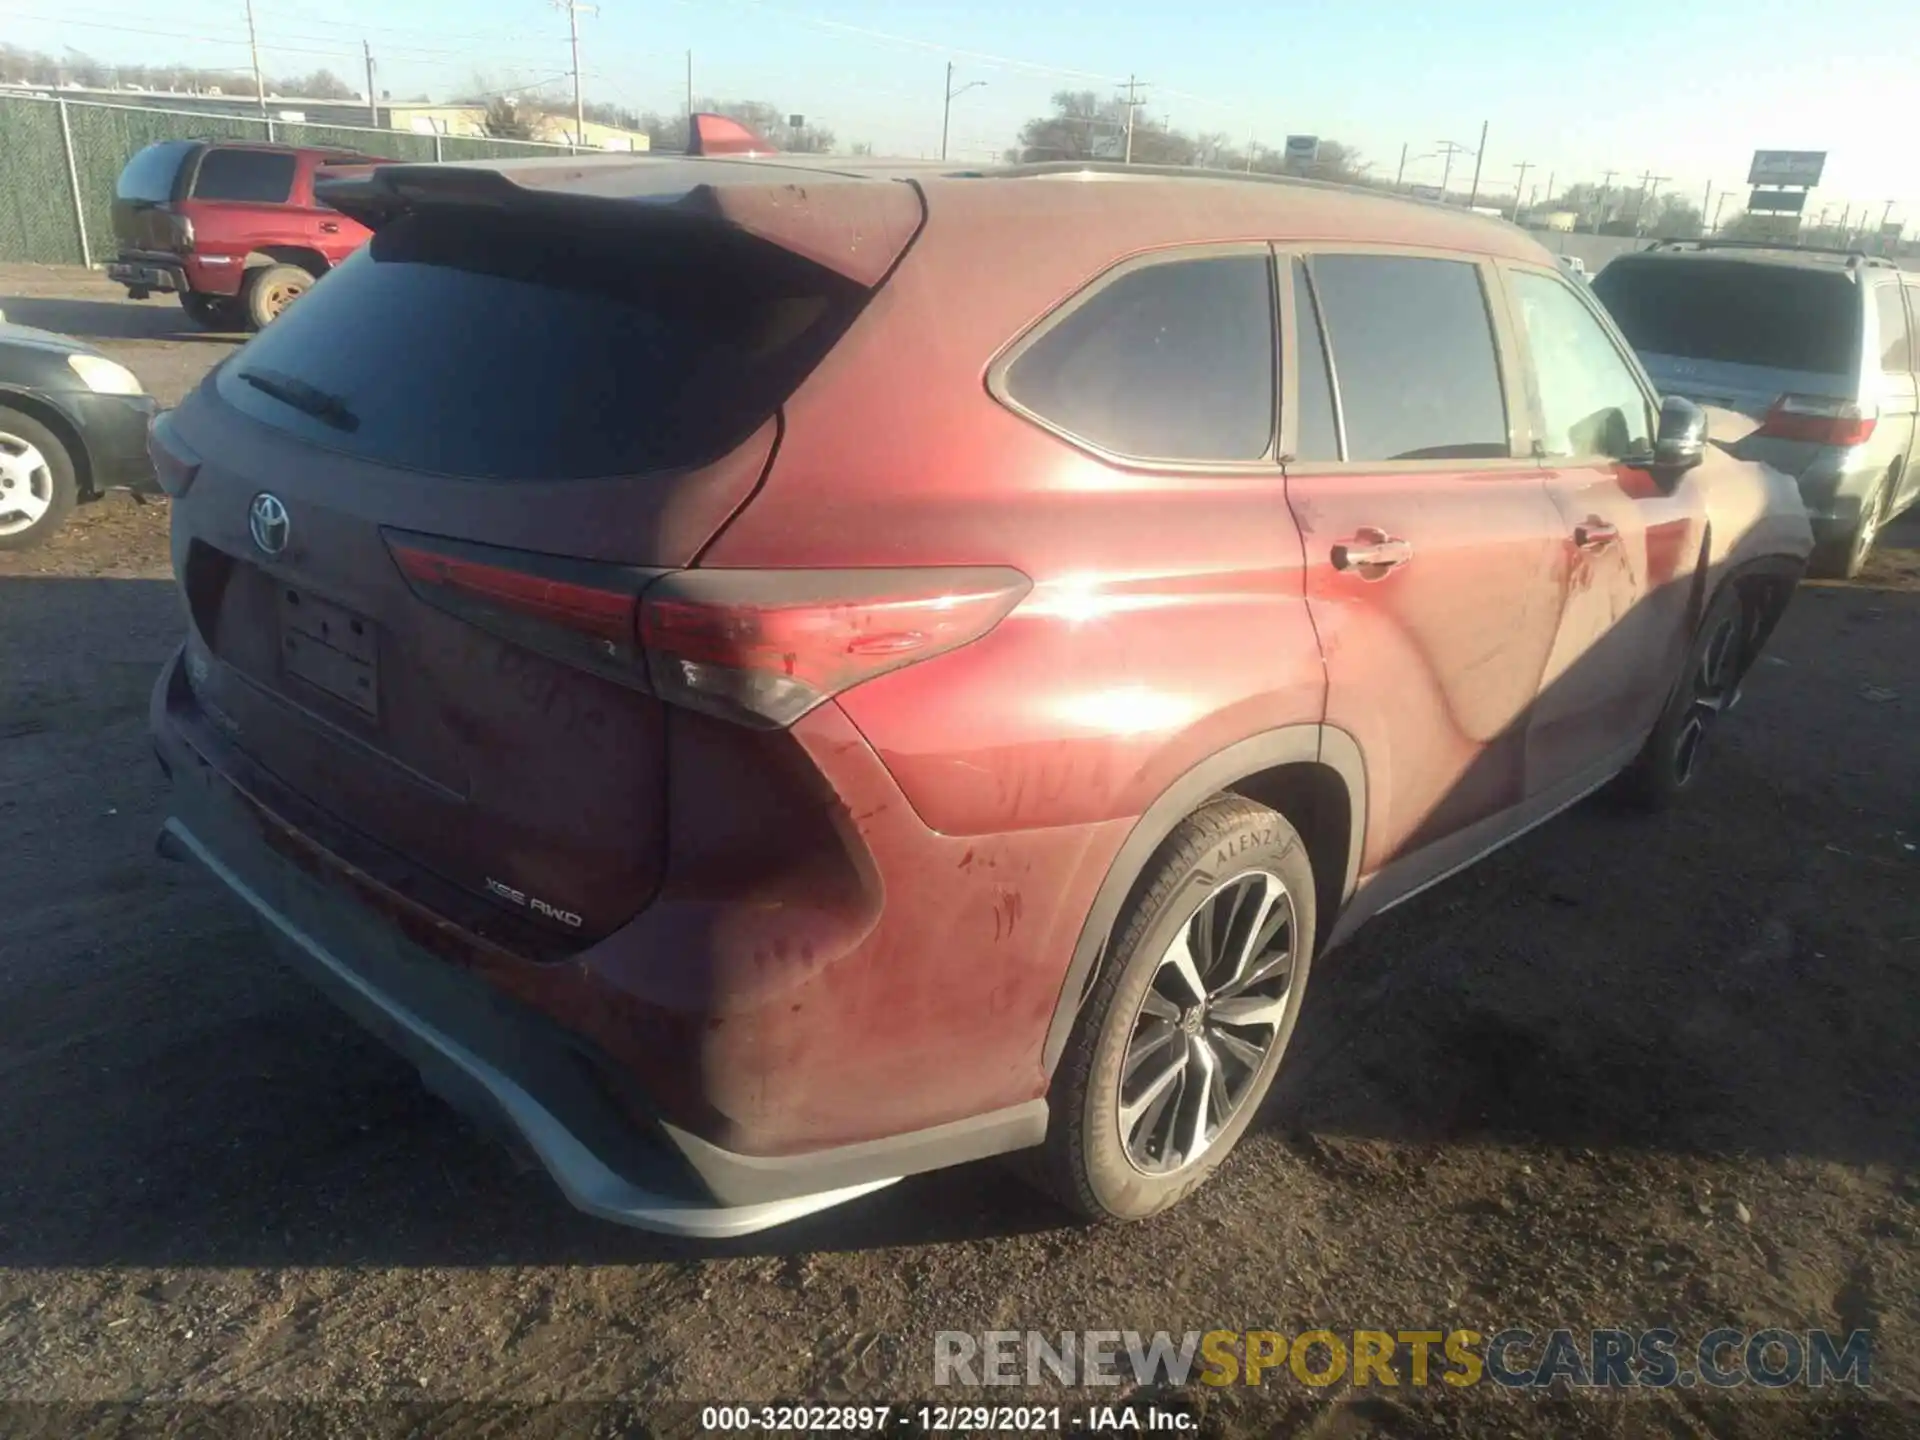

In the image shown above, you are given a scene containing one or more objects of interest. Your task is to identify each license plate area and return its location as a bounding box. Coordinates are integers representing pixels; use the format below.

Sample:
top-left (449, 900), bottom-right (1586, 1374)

top-left (278, 585), bottom-right (379, 717)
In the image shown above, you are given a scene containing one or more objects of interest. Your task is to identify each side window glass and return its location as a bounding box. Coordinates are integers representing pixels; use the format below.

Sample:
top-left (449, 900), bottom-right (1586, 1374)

top-left (192, 149), bottom-right (297, 204)
top-left (1876, 284), bottom-right (1912, 374)
top-left (1004, 254), bottom-right (1275, 462)
top-left (1510, 269), bottom-right (1653, 460)
top-left (1308, 254), bottom-right (1509, 462)
top-left (1289, 260), bottom-right (1341, 462)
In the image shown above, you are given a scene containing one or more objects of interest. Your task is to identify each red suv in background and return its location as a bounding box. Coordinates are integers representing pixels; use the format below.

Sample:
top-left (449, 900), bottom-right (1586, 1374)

top-left (147, 156), bottom-right (1813, 1237)
top-left (107, 141), bottom-right (388, 331)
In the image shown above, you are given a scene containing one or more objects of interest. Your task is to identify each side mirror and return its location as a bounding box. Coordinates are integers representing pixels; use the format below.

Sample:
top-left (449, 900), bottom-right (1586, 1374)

top-left (1652, 395), bottom-right (1707, 474)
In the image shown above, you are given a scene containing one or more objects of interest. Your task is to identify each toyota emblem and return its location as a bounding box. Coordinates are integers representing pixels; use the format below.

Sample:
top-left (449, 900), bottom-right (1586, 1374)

top-left (249, 493), bottom-right (290, 556)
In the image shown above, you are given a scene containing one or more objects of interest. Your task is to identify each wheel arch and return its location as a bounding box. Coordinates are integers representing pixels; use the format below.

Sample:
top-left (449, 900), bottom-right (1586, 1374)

top-left (0, 388), bottom-right (94, 499)
top-left (245, 247), bottom-right (329, 277)
top-left (1040, 724), bottom-right (1366, 1075)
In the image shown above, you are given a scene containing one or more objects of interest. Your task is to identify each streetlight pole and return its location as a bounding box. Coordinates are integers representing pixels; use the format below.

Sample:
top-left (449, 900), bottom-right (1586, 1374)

top-left (940, 62), bottom-right (984, 162)
top-left (1510, 159), bottom-right (1531, 221)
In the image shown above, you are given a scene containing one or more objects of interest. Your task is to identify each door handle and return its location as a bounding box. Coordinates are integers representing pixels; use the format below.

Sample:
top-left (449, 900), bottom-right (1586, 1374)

top-left (1574, 519), bottom-right (1619, 550)
top-left (1331, 528), bottom-right (1414, 576)
top-left (319, 221), bottom-right (340, 233)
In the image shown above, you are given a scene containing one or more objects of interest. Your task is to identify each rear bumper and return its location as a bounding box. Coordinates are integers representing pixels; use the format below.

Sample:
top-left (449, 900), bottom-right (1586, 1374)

top-left (150, 647), bottom-right (1045, 1235)
top-left (107, 255), bottom-right (187, 295)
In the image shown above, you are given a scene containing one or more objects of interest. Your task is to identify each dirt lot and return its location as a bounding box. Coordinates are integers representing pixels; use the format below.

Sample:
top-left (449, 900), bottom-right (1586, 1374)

top-left (2, 266), bottom-right (1918, 1437)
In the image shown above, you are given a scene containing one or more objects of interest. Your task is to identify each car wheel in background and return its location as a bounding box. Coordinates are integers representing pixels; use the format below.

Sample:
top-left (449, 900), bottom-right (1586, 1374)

top-left (242, 263), bottom-right (314, 331)
top-left (1812, 471), bottom-right (1893, 581)
top-left (0, 407), bottom-right (79, 551)
top-left (1030, 795), bottom-right (1317, 1221)
top-left (1619, 582), bottom-right (1747, 811)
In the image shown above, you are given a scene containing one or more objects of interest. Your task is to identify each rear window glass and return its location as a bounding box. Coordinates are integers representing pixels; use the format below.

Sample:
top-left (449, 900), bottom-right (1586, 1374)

top-left (1003, 253), bottom-right (1276, 462)
top-left (116, 142), bottom-right (196, 203)
top-left (192, 149), bottom-right (297, 203)
top-left (215, 208), bottom-right (862, 479)
top-left (1592, 259), bottom-right (1861, 376)
top-left (1875, 283), bottom-right (1911, 373)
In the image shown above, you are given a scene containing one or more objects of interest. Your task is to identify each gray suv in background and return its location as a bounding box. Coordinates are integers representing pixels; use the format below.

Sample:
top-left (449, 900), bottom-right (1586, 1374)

top-left (1593, 241), bottom-right (1918, 577)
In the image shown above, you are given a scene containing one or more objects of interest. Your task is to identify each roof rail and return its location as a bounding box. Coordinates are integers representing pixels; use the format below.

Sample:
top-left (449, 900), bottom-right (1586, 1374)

top-left (991, 159), bottom-right (1513, 215)
top-left (1647, 237), bottom-right (1896, 269)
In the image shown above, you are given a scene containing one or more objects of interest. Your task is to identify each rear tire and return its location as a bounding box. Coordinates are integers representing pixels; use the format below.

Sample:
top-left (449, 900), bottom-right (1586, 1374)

top-left (241, 263), bottom-right (314, 330)
top-left (1810, 471), bottom-right (1892, 580)
top-left (0, 407), bottom-right (79, 551)
top-left (1028, 795), bottom-right (1316, 1221)
top-left (1619, 582), bottom-right (1747, 811)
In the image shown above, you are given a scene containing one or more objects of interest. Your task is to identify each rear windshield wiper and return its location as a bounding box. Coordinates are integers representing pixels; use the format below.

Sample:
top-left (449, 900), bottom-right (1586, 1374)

top-left (237, 368), bottom-right (359, 432)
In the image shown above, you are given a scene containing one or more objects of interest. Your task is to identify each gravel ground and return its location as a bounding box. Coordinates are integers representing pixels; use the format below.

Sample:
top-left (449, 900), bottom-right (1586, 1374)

top-left (2, 266), bottom-right (1917, 1438)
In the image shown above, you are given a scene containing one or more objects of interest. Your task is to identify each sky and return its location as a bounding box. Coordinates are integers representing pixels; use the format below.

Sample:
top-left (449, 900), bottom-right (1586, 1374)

top-left (7, 0), bottom-right (1918, 231)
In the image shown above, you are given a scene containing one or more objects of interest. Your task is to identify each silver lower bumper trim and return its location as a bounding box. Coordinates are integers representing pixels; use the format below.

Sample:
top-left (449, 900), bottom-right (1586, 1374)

top-left (161, 816), bottom-right (899, 1238)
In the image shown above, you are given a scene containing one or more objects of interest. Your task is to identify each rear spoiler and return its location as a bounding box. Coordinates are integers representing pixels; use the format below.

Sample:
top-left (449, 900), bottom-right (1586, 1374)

top-left (313, 155), bottom-right (924, 287)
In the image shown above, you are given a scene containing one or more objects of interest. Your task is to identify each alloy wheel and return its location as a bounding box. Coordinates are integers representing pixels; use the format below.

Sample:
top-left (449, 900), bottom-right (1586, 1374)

top-left (1118, 869), bottom-right (1298, 1175)
top-left (1672, 611), bottom-right (1741, 787)
top-left (0, 431), bottom-right (54, 538)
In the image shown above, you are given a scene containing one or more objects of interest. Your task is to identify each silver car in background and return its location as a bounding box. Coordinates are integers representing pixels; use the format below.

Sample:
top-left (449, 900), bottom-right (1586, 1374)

top-left (1592, 240), bottom-right (1919, 577)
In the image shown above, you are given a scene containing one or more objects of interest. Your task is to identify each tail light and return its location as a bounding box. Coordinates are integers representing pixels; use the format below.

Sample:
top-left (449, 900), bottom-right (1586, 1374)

top-left (1757, 394), bottom-right (1877, 446)
top-left (639, 568), bottom-right (1030, 728)
top-left (386, 530), bottom-right (1029, 729)
top-left (148, 410), bottom-right (200, 497)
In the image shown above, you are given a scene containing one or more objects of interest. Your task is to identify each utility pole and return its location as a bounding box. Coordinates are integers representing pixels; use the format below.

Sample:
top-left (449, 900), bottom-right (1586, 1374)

top-left (363, 39), bottom-right (377, 126)
top-left (1396, 142), bottom-right (1409, 189)
top-left (1246, 131), bottom-right (1256, 173)
top-left (941, 62), bottom-right (985, 162)
top-left (1634, 170), bottom-right (1669, 235)
top-left (1596, 169), bottom-right (1617, 231)
top-left (1510, 159), bottom-right (1532, 221)
top-left (552, 0), bottom-right (597, 145)
top-left (1712, 192), bottom-right (1730, 233)
top-left (1465, 118), bottom-right (1488, 208)
top-left (1436, 139), bottom-right (1471, 200)
top-left (1120, 75), bottom-right (1146, 165)
top-left (245, 0), bottom-right (267, 117)
top-left (686, 50), bottom-right (693, 121)
top-left (1541, 170), bottom-right (1554, 208)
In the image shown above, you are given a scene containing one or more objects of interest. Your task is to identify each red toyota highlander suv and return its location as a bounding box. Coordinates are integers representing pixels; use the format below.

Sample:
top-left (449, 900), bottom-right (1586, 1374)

top-left (148, 156), bottom-right (1813, 1236)
top-left (108, 140), bottom-right (387, 331)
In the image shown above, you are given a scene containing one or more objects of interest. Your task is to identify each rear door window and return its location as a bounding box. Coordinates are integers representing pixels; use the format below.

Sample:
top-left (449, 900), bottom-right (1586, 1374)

top-left (1307, 254), bottom-right (1509, 463)
top-left (191, 149), bottom-right (297, 203)
top-left (1874, 283), bottom-right (1911, 373)
top-left (1591, 259), bottom-right (1861, 376)
top-left (116, 141), bottom-right (196, 203)
top-left (214, 206), bottom-right (863, 479)
top-left (1003, 253), bottom-right (1276, 462)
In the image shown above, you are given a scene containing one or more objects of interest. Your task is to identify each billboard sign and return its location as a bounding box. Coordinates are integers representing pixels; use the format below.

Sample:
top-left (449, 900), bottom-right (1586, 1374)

top-left (1747, 149), bottom-right (1826, 186)
top-left (1881, 221), bottom-right (1904, 240)
top-left (1747, 187), bottom-right (1809, 215)
top-left (1284, 134), bottom-right (1320, 162)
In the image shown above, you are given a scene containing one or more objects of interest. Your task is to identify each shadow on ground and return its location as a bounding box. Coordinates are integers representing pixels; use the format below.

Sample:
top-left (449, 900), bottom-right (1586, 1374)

top-left (1, 293), bottom-right (240, 343)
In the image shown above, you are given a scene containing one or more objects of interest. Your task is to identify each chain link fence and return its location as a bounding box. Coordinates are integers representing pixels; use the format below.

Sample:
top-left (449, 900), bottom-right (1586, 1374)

top-left (0, 92), bottom-right (596, 268)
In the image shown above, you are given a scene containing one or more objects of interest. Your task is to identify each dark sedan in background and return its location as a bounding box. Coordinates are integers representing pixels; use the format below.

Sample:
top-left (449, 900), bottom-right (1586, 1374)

top-left (0, 312), bottom-right (159, 549)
